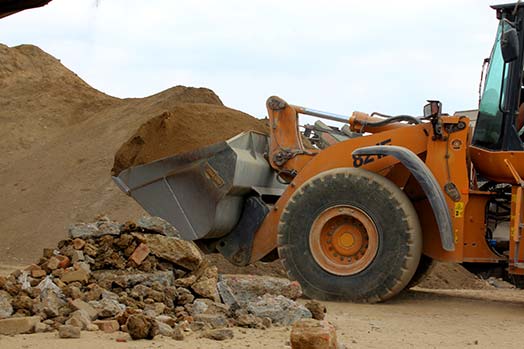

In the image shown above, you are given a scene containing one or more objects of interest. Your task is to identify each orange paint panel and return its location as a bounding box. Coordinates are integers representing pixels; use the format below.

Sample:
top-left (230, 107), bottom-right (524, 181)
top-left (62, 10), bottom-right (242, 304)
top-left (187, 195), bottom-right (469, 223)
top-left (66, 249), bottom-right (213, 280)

top-left (463, 194), bottom-right (504, 263)
top-left (470, 146), bottom-right (524, 183)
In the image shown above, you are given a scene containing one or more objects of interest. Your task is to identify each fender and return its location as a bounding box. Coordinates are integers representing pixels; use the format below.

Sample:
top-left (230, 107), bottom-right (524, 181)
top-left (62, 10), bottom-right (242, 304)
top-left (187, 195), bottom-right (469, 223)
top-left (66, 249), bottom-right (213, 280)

top-left (353, 145), bottom-right (455, 252)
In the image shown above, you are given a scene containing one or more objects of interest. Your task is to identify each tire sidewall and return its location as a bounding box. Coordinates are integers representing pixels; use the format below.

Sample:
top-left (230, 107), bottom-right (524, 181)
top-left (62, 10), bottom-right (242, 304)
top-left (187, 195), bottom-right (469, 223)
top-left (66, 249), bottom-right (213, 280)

top-left (278, 167), bottom-right (421, 302)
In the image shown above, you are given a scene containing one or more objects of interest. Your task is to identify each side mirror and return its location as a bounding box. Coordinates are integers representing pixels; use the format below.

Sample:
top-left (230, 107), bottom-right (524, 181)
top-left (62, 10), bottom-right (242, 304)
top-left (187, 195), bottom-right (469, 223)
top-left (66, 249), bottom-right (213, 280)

top-left (501, 26), bottom-right (519, 63)
top-left (423, 100), bottom-right (442, 118)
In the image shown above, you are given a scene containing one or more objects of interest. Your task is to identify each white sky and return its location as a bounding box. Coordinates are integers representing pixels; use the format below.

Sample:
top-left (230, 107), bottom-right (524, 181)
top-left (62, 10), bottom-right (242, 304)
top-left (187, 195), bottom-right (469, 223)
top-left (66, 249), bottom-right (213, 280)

top-left (0, 0), bottom-right (501, 121)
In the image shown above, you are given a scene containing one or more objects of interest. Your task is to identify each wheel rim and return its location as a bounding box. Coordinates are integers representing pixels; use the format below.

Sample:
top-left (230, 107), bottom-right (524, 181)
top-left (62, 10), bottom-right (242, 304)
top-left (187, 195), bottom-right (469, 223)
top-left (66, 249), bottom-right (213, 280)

top-left (309, 205), bottom-right (379, 276)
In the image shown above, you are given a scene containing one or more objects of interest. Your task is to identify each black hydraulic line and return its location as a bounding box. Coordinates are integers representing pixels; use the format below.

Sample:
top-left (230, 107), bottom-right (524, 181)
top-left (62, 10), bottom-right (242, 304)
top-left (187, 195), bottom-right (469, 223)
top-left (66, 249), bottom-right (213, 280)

top-left (363, 115), bottom-right (421, 128)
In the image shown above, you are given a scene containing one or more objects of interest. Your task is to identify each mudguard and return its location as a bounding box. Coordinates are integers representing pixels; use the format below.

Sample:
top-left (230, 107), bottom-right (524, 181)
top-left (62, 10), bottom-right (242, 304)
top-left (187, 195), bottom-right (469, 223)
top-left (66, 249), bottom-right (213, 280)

top-left (352, 145), bottom-right (455, 252)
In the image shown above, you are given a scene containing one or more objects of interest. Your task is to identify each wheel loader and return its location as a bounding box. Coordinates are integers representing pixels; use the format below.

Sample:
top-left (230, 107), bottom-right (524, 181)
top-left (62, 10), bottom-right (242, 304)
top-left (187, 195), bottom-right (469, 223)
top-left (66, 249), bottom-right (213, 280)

top-left (113, 3), bottom-right (524, 302)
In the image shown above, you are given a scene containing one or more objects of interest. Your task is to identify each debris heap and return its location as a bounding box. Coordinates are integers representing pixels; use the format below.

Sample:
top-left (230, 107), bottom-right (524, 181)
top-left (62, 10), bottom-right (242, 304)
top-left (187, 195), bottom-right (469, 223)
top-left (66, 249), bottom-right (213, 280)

top-left (0, 216), bottom-right (314, 340)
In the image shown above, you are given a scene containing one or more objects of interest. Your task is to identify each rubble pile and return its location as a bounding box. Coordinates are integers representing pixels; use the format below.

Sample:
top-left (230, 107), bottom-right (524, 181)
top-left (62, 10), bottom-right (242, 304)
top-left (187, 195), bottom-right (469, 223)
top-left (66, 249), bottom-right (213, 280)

top-left (0, 216), bottom-right (314, 340)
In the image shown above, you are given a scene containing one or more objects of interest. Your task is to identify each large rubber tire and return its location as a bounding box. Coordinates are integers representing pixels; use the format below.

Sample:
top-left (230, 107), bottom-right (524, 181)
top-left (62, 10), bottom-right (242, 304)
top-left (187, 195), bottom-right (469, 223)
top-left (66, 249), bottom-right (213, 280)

top-left (407, 254), bottom-right (435, 288)
top-left (278, 168), bottom-right (422, 303)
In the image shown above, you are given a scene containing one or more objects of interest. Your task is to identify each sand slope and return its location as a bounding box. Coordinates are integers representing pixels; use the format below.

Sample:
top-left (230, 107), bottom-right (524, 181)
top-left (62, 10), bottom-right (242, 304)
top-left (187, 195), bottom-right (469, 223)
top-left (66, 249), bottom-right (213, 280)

top-left (0, 44), bottom-right (240, 263)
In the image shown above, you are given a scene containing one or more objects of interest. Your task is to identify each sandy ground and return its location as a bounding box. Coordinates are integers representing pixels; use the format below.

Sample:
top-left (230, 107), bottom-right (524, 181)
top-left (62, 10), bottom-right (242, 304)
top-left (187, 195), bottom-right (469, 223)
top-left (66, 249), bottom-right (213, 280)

top-left (2, 264), bottom-right (524, 349)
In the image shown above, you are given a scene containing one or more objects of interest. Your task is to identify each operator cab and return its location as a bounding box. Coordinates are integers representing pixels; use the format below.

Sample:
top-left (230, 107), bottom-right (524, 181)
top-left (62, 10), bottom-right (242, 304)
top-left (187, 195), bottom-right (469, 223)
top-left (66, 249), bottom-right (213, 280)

top-left (473, 3), bottom-right (524, 151)
top-left (470, 3), bottom-right (524, 184)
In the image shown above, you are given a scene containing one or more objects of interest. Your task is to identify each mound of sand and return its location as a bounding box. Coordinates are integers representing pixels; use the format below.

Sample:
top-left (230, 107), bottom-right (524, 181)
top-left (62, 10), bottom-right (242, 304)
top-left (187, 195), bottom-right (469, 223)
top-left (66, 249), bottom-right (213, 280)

top-left (112, 104), bottom-right (268, 175)
top-left (0, 44), bottom-right (229, 263)
top-left (417, 263), bottom-right (490, 290)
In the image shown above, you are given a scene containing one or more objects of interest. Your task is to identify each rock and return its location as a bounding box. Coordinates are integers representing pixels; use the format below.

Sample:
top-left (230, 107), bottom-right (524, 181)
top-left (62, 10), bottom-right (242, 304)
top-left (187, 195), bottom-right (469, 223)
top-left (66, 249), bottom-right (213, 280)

top-left (202, 328), bottom-right (234, 341)
top-left (0, 316), bottom-right (40, 335)
top-left (31, 268), bottom-right (47, 278)
top-left (56, 255), bottom-right (71, 269)
top-left (137, 216), bottom-right (179, 237)
top-left (305, 300), bottom-right (327, 320)
top-left (192, 278), bottom-right (220, 302)
top-left (187, 299), bottom-right (208, 315)
top-left (134, 233), bottom-right (202, 271)
top-left (98, 218), bottom-right (122, 236)
top-left (71, 250), bottom-right (85, 263)
top-left (130, 284), bottom-right (164, 302)
top-left (93, 319), bottom-right (120, 333)
top-left (75, 262), bottom-right (91, 274)
top-left (65, 310), bottom-right (92, 330)
top-left (247, 294), bottom-right (312, 326)
top-left (126, 314), bottom-right (158, 340)
top-left (92, 270), bottom-right (174, 289)
top-left (290, 319), bottom-right (338, 349)
top-left (69, 223), bottom-right (100, 239)
top-left (193, 314), bottom-right (228, 329)
top-left (174, 275), bottom-right (197, 288)
top-left (129, 243), bottom-right (150, 265)
top-left (219, 275), bottom-right (302, 307)
top-left (58, 324), bottom-right (81, 338)
top-left (156, 321), bottom-right (174, 337)
top-left (47, 257), bottom-right (60, 270)
top-left (235, 313), bottom-right (268, 329)
top-left (72, 238), bottom-right (86, 250)
top-left (186, 299), bottom-right (229, 316)
top-left (90, 298), bottom-right (125, 318)
top-left (176, 287), bottom-right (195, 305)
top-left (173, 326), bottom-right (185, 340)
top-left (216, 280), bottom-right (240, 310)
top-left (70, 299), bottom-right (98, 320)
top-left (84, 243), bottom-right (98, 257)
top-left (11, 294), bottom-right (34, 311)
top-left (0, 290), bottom-right (13, 319)
top-left (69, 217), bottom-right (121, 239)
top-left (156, 315), bottom-right (177, 327)
top-left (61, 269), bottom-right (89, 283)
top-left (34, 321), bottom-right (52, 333)
top-left (39, 290), bottom-right (66, 318)
top-left (3, 278), bottom-right (21, 296)
top-left (143, 303), bottom-right (166, 317)
top-left (42, 248), bottom-right (55, 258)
top-left (487, 277), bottom-right (516, 289)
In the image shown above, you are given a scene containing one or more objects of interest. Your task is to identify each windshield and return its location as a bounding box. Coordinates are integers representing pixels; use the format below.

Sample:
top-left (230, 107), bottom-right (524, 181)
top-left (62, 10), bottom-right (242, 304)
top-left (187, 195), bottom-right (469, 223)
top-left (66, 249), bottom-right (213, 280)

top-left (472, 21), bottom-right (510, 148)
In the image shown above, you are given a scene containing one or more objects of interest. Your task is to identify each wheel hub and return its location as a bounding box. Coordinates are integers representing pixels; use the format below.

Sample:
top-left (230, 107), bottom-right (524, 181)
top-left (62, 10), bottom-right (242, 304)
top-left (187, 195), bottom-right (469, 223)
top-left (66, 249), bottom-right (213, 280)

top-left (309, 205), bottom-right (378, 276)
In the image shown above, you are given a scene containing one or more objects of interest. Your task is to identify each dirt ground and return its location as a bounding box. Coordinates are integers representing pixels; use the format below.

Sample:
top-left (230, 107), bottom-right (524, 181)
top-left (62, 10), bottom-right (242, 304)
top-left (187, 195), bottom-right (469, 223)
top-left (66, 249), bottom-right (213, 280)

top-left (1, 283), bottom-right (523, 348)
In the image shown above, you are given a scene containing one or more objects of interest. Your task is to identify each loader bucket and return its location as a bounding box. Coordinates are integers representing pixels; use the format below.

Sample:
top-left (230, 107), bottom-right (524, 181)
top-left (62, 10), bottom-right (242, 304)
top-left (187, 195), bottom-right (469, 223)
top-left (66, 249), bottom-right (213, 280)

top-left (112, 131), bottom-right (285, 241)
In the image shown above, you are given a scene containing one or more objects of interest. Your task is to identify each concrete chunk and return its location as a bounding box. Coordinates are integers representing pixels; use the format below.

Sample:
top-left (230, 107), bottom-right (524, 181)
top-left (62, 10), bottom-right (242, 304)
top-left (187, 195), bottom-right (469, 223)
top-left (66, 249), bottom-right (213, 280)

top-left (70, 299), bottom-right (98, 320)
top-left (0, 316), bottom-right (40, 335)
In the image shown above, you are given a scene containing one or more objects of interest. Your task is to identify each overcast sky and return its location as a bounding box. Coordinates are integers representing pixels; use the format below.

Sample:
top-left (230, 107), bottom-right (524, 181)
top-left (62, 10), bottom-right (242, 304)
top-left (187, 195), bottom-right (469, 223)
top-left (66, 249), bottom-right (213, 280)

top-left (0, 0), bottom-right (502, 121)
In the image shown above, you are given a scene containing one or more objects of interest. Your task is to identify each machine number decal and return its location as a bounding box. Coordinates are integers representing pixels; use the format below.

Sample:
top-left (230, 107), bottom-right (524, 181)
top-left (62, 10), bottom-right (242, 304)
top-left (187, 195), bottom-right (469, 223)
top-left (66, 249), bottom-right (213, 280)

top-left (454, 202), bottom-right (465, 218)
top-left (352, 139), bottom-right (392, 168)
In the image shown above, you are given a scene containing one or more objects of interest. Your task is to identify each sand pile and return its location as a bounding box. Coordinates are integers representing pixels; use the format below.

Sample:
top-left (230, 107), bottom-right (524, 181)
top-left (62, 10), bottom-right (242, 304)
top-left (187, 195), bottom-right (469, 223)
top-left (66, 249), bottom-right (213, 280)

top-left (112, 104), bottom-right (268, 175)
top-left (0, 44), bottom-right (253, 263)
top-left (417, 263), bottom-right (491, 290)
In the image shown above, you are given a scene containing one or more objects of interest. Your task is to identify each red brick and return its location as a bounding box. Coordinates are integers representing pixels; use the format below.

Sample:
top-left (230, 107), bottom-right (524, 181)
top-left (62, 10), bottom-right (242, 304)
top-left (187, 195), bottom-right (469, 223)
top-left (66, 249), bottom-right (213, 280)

top-left (129, 243), bottom-right (150, 265)
top-left (290, 319), bottom-right (338, 349)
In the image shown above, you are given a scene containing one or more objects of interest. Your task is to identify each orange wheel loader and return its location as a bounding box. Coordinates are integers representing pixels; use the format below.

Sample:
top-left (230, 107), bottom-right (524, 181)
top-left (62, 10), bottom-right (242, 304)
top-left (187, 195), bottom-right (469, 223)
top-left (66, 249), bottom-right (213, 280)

top-left (113, 3), bottom-right (524, 302)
